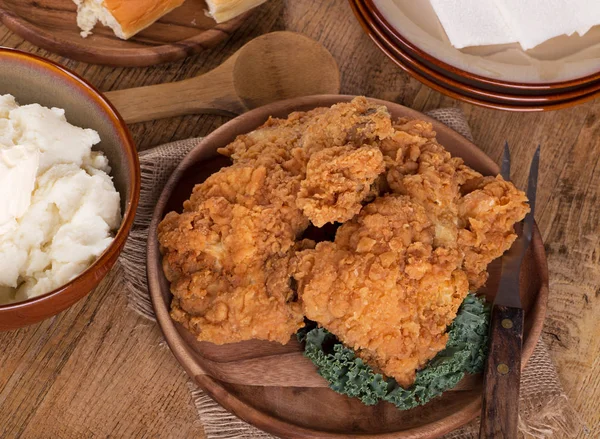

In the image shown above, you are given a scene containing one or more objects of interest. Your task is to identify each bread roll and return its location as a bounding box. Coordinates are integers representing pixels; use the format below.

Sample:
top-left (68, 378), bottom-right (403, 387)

top-left (73, 0), bottom-right (186, 40)
top-left (205, 0), bottom-right (268, 23)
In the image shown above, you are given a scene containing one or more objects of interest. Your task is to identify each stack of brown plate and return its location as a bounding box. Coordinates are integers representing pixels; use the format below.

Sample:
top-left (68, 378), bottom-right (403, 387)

top-left (350, 0), bottom-right (600, 111)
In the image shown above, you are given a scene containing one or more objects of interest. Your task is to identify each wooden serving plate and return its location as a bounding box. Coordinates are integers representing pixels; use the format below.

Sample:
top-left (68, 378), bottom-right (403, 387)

top-left (0, 0), bottom-right (250, 67)
top-left (147, 95), bottom-right (549, 438)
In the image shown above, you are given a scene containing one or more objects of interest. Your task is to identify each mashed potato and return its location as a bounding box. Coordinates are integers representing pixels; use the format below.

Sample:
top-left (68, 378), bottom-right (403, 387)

top-left (0, 95), bottom-right (121, 304)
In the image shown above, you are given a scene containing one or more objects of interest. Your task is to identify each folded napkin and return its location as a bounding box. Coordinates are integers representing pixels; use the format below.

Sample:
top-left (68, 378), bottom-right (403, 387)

top-left (430, 0), bottom-right (600, 50)
top-left (120, 108), bottom-right (582, 439)
top-left (494, 0), bottom-right (600, 50)
top-left (429, 0), bottom-right (516, 48)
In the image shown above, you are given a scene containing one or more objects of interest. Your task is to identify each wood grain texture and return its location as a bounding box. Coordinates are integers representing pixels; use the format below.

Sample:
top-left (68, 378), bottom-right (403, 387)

top-left (105, 31), bottom-right (341, 123)
top-left (480, 306), bottom-right (524, 439)
top-left (0, 1), bottom-right (598, 438)
top-left (0, 0), bottom-right (251, 66)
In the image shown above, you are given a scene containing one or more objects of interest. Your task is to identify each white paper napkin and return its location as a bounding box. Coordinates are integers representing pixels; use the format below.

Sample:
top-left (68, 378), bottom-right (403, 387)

top-left (494, 0), bottom-right (600, 50)
top-left (429, 0), bottom-right (600, 50)
top-left (429, 0), bottom-right (516, 48)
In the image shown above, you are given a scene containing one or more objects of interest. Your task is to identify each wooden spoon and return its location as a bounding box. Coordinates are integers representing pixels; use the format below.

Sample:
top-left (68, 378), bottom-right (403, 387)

top-left (105, 32), bottom-right (341, 124)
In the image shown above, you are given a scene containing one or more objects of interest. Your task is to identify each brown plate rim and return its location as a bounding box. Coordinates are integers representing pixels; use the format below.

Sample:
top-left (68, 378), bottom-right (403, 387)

top-left (349, 0), bottom-right (600, 111)
top-left (357, 0), bottom-right (600, 103)
top-left (0, 5), bottom-right (251, 67)
top-left (0, 47), bottom-right (141, 313)
top-left (360, 0), bottom-right (600, 91)
top-left (147, 95), bottom-right (549, 439)
top-left (372, 20), bottom-right (600, 109)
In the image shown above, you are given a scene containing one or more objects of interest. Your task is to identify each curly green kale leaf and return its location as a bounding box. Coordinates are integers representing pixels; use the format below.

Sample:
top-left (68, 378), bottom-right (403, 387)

top-left (298, 293), bottom-right (490, 410)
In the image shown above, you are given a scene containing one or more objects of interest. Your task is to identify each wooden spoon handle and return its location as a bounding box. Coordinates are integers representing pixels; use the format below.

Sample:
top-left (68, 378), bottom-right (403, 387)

top-left (105, 62), bottom-right (244, 124)
top-left (479, 305), bottom-right (524, 439)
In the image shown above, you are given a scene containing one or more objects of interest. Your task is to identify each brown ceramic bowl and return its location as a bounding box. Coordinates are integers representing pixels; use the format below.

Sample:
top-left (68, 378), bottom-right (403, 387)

top-left (0, 48), bottom-right (140, 331)
top-left (147, 95), bottom-right (549, 438)
top-left (350, 0), bottom-right (600, 111)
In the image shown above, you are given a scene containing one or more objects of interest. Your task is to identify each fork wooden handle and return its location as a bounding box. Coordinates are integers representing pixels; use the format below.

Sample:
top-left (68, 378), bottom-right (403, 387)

top-left (479, 305), bottom-right (524, 439)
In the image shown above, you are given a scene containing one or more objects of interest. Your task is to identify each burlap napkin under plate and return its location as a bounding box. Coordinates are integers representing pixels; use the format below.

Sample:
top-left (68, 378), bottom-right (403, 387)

top-left (120, 108), bottom-right (582, 439)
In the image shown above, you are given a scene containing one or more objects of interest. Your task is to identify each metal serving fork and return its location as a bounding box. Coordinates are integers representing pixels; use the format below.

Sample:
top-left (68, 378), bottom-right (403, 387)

top-left (479, 143), bottom-right (540, 439)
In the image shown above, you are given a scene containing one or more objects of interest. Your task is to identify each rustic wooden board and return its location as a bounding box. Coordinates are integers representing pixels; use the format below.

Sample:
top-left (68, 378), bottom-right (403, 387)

top-left (0, 0), bottom-right (251, 66)
top-left (146, 95), bottom-right (549, 439)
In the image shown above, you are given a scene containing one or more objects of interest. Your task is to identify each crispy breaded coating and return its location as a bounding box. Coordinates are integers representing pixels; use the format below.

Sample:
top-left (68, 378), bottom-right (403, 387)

top-left (295, 196), bottom-right (469, 387)
top-left (159, 97), bottom-right (395, 345)
top-left (216, 108), bottom-right (321, 173)
top-left (158, 95), bottom-right (529, 386)
top-left (294, 109), bottom-right (528, 387)
top-left (383, 119), bottom-right (465, 249)
top-left (458, 176), bottom-right (530, 288)
top-left (158, 165), bottom-right (307, 344)
top-left (381, 118), bottom-right (529, 289)
top-left (297, 145), bottom-right (385, 227)
top-left (299, 97), bottom-right (394, 158)
top-left (186, 164), bottom-right (308, 233)
top-left (219, 97), bottom-right (394, 171)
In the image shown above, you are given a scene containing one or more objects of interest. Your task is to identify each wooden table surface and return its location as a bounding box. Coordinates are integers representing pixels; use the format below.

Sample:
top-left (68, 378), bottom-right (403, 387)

top-left (1, 1), bottom-right (598, 438)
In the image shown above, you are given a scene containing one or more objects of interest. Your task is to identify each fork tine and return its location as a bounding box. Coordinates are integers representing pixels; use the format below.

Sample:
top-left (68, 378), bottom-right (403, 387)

top-left (501, 141), bottom-right (511, 180)
top-left (523, 145), bottom-right (540, 241)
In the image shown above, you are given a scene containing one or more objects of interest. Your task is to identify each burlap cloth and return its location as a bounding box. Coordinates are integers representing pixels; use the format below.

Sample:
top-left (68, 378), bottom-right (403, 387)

top-left (120, 108), bottom-right (583, 439)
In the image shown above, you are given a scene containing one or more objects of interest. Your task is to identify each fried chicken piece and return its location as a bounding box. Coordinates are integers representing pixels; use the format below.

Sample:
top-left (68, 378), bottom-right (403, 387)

top-left (159, 94), bottom-right (529, 361)
top-left (293, 114), bottom-right (527, 387)
top-left (295, 196), bottom-right (469, 387)
top-left (382, 118), bottom-right (529, 290)
top-left (159, 97), bottom-right (397, 346)
top-left (378, 118), bottom-right (434, 163)
top-left (219, 97), bottom-right (394, 172)
top-left (217, 108), bottom-right (324, 174)
top-left (383, 120), bottom-right (465, 248)
top-left (299, 97), bottom-right (394, 158)
top-left (296, 145), bottom-right (385, 227)
top-left (458, 176), bottom-right (530, 288)
top-left (158, 165), bottom-right (307, 344)
top-left (186, 164), bottom-right (308, 233)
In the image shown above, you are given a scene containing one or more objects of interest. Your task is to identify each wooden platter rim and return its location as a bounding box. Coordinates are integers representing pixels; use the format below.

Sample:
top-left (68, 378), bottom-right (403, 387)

top-left (147, 94), bottom-right (549, 439)
top-left (0, 4), bottom-right (251, 67)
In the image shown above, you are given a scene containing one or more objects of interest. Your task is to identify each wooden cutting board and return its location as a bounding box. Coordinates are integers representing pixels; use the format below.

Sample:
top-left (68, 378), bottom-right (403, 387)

top-left (0, 0), bottom-right (251, 66)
